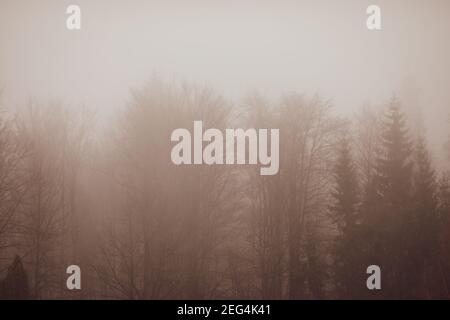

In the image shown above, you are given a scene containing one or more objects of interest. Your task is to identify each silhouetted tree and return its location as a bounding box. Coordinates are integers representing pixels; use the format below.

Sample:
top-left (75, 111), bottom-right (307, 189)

top-left (353, 105), bottom-right (382, 187)
top-left (437, 173), bottom-right (450, 297)
top-left (363, 98), bottom-right (413, 298)
top-left (14, 104), bottom-right (73, 299)
top-left (95, 80), bottom-right (237, 299)
top-left (0, 111), bottom-right (29, 274)
top-left (411, 137), bottom-right (440, 297)
top-left (244, 94), bottom-right (285, 299)
top-left (245, 93), bottom-right (343, 299)
top-left (0, 255), bottom-right (30, 300)
top-left (329, 136), bottom-right (361, 298)
top-left (2, 83), bottom-right (449, 300)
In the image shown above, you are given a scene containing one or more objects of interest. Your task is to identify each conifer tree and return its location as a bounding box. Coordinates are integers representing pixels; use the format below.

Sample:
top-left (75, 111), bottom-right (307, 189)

top-left (377, 98), bottom-right (413, 210)
top-left (411, 137), bottom-right (439, 297)
top-left (329, 137), bottom-right (360, 298)
top-left (0, 256), bottom-right (30, 300)
top-left (437, 174), bottom-right (450, 296)
top-left (413, 137), bottom-right (438, 251)
top-left (368, 98), bottom-right (413, 298)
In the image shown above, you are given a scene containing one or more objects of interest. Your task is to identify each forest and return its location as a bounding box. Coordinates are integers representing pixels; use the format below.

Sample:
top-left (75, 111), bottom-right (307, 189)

top-left (0, 79), bottom-right (449, 300)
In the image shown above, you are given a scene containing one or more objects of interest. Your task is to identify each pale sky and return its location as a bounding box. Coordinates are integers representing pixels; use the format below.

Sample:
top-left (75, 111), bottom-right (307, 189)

top-left (1, 0), bottom-right (449, 166)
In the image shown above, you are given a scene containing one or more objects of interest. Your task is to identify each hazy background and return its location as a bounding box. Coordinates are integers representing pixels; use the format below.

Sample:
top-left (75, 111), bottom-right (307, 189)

top-left (1, 0), bottom-right (450, 300)
top-left (1, 0), bottom-right (449, 167)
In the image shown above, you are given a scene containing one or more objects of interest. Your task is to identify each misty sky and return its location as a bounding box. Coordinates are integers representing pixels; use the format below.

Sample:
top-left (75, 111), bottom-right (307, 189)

top-left (0, 0), bottom-right (449, 167)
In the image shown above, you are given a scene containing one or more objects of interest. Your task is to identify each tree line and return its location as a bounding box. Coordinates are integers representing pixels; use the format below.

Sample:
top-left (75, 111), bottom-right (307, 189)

top-left (0, 79), bottom-right (449, 299)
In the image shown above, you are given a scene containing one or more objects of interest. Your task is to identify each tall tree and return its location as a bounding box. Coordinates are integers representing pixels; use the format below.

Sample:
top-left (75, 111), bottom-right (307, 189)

top-left (244, 94), bottom-right (285, 299)
top-left (95, 80), bottom-right (237, 299)
top-left (363, 97), bottom-right (413, 298)
top-left (411, 137), bottom-right (440, 297)
top-left (329, 136), bottom-right (361, 298)
top-left (0, 112), bottom-right (29, 272)
top-left (245, 93), bottom-right (342, 299)
top-left (13, 103), bottom-right (88, 299)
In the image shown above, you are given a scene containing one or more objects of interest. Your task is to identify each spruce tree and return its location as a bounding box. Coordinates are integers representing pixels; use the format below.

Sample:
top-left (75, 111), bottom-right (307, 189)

top-left (437, 174), bottom-right (450, 296)
top-left (0, 256), bottom-right (30, 300)
top-left (411, 137), bottom-right (439, 297)
top-left (377, 98), bottom-right (412, 210)
top-left (371, 97), bottom-right (413, 298)
top-left (413, 137), bottom-right (438, 253)
top-left (329, 137), bottom-right (360, 298)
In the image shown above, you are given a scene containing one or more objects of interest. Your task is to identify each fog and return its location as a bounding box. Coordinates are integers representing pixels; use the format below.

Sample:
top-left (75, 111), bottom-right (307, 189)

top-left (1, 0), bottom-right (449, 167)
top-left (0, 0), bottom-right (450, 300)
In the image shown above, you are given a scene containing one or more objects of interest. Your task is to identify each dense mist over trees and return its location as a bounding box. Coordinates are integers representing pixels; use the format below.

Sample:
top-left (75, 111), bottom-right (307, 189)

top-left (0, 79), bottom-right (449, 299)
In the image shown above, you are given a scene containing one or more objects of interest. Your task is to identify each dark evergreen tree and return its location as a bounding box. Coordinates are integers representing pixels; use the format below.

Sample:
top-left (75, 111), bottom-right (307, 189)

top-left (411, 137), bottom-right (439, 297)
top-left (413, 138), bottom-right (437, 216)
top-left (436, 174), bottom-right (450, 297)
top-left (329, 137), bottom-right (361, 298)
top-left (365, 98), bottom-right (413, 298)
top-left (0, 256), bottom-right (30, 300)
